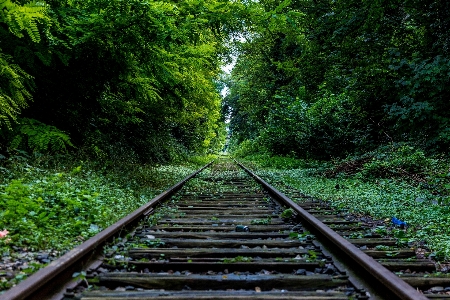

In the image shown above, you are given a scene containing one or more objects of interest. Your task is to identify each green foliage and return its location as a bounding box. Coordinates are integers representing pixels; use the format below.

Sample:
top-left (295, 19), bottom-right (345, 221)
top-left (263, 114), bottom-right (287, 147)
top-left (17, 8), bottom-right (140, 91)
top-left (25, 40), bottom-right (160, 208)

top-left (0, 153), bottom-right (197, 255)
top-left (280, 208), bottom-right (294, 219)
top-left (250, 216), bottom-right (271, 225)
top-left (147, 203), bottom-right (181, 226)
top-left (225, 0), bottom-right (450, 158)
top-left (373, 226), bottom-right (388, 237)
top-left (141, 239), bottom-right (165, 248)
top-left (7, 118), bottom-right (74, 153)
top-left (31, 0), bottom-right (245, 160)
top-left (0, 0), bottom-right (51, 129)
top-left (0, 0), bottom-right (250, 161)
top-left (289, 231), bottom-right (314, 242)
top-left (375, 245), bottom-right (396, 251)
top-left (185, 154), bottom-right (217, 166)
top-left (0, 0), bottom-right (50, 42)
top-left (253, 155), bottom-right (450, 260)
top-left (238, 154), bottom-right (318, 171)
top-left (0, 53), bottom-right (33, 129)
top-left (307, 250), bottom-right (318, 261)
top-left (72, 271), bottom-right (87, 281)
top-left (231, 139), bottom-right (267, 158)
top-left (223, 256), bottom-right (253, 263)
top-left (359, 144), bottom-right (431, 179)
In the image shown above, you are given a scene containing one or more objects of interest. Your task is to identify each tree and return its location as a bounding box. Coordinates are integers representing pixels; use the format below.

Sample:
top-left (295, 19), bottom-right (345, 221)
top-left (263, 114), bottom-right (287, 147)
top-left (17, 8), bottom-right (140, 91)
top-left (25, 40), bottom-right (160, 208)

top-left (226, 0), bottom-right (450, 158)
top-left (2, 0), bottom-right (251, 159)
top-left (0, 0), bottom-right (50, 128)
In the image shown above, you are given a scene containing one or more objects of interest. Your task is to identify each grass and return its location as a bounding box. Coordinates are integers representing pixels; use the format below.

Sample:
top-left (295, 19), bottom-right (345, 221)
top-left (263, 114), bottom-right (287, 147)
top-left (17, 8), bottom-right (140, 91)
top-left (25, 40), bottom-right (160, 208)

top-left (239, 153), bottom-right (450, 261)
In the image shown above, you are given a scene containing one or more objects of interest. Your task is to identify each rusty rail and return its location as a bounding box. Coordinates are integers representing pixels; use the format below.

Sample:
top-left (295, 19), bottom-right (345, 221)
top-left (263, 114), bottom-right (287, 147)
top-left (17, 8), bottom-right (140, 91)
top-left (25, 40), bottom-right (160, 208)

top-left (0, 161), bottom-right (213, 300)
top-left (237, 161), bottom-right (428, 300)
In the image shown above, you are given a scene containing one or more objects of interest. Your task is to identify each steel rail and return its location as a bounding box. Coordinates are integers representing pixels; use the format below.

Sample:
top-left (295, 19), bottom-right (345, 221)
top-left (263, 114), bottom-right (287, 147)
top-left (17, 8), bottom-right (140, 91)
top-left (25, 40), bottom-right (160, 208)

top-left (1, 161), bottom-right (213, 300)
top-left (237, 161), bottom-right (428, 300)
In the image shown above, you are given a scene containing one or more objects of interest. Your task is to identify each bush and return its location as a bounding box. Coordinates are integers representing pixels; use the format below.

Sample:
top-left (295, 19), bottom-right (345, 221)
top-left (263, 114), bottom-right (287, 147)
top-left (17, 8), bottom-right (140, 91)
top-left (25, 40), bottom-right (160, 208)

top-left (359, 144), bottom-right (432, 179)
top-left (231, 139), bottom-right (268, 158)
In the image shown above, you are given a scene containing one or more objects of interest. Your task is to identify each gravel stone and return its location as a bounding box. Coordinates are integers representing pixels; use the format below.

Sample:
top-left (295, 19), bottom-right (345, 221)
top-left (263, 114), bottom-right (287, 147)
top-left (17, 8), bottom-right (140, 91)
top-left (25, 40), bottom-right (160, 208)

top-left (36, 253), bottom-right (49, 260)
top-left (323, 265), bottom-right (337, 274)
top-left (295, 269), bottom-right (306, 275)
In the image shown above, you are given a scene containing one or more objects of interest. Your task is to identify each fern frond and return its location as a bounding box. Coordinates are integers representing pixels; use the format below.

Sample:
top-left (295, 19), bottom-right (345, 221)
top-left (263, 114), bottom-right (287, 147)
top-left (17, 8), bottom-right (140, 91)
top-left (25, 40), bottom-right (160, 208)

top-left (35, 51), bottom-right (52, 66)
top-left (10, 118), bottom-right (74, 153)
top-left (0, 52), bottom-right (33, 129)
top-left (0, 0), bottom-right (50, 42)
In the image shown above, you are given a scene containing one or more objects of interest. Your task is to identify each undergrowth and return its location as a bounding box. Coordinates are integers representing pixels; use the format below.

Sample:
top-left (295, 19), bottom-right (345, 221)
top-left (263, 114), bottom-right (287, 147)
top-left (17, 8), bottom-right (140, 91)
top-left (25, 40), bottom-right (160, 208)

top-left (0, 152), bottom-right (212, 253)
top-left (237, 144), bottom-right (450, 261)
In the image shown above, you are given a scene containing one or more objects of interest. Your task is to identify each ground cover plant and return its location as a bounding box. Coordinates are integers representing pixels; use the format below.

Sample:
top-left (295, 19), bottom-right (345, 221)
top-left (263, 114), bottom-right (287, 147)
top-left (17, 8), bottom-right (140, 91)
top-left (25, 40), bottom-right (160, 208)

top-left (237, 147), bottom-right (450, 261)
top-left (0, 152), bottom-right (213, 291)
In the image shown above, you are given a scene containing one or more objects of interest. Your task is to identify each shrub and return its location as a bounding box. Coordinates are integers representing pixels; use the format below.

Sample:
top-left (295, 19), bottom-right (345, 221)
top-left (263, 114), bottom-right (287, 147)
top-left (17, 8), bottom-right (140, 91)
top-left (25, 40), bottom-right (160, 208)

top-left (231, 139), bottom-right (267, 158)
top-left (360, 144), bottom-right (431, 179)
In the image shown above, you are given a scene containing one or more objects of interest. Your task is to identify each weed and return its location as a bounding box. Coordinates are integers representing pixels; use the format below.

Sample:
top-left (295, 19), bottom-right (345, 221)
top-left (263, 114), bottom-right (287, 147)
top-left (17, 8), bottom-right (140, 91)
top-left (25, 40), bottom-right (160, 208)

top-left (280, 208), bottom-right (294, 219)
top-left (222, 256), bottom-right (253, 263)
top-left (142, 239), bottom-right (165, 248)
top-left (289, 231), bottom-right (314, 242)
top-left (251, 217), bottom-right (272, 225)
top-left (375, 245), bottom-right (396, 251)
top-left (373, 226), bottom-right (388, 236)
top-left (307, 250), bottom-right (318, 261)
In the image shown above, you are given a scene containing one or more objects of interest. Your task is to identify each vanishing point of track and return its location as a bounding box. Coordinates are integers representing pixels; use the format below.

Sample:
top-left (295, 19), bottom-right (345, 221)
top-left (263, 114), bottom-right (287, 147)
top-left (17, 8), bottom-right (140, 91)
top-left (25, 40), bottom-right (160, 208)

top-left (1, 160), bottom-right (444, 299)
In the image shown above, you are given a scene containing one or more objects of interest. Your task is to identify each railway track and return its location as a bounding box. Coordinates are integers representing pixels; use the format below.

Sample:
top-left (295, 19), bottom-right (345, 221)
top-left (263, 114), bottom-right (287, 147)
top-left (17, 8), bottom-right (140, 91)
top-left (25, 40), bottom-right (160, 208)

top-left (1, 159), bottom-right (447, 299)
